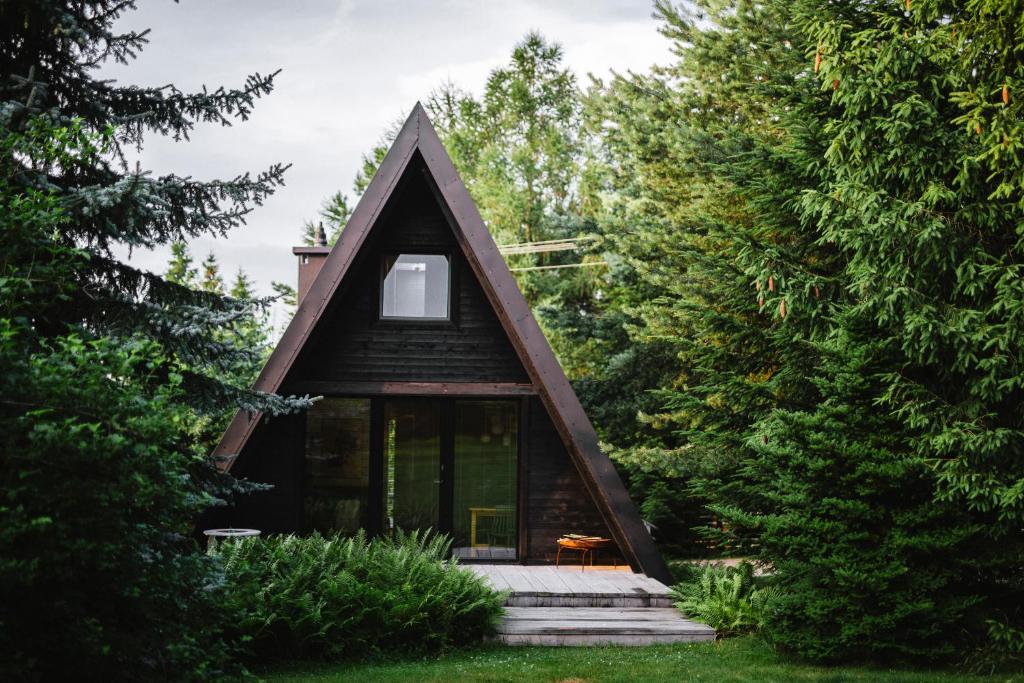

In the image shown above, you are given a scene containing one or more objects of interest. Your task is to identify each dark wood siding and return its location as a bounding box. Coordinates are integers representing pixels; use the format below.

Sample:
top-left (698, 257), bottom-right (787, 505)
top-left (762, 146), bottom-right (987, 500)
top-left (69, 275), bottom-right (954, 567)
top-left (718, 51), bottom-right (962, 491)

top-left (286, 165), bottom-right (527, 387)
top-left (524, 397), bottom-right (620, 564)
top-left (207, 413), bottom-right (304, 533)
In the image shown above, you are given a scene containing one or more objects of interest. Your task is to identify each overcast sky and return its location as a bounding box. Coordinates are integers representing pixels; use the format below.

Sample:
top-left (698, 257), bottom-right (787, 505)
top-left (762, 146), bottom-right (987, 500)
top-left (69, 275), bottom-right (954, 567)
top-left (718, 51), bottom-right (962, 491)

top-left (106, 0), bottom-right (671, 316)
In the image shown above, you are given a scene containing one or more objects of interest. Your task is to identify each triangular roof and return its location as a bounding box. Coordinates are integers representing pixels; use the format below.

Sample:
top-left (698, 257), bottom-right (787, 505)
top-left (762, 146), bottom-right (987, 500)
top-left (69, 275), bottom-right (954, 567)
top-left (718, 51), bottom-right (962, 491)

top-left (214, 103), bottom-right (670, 583)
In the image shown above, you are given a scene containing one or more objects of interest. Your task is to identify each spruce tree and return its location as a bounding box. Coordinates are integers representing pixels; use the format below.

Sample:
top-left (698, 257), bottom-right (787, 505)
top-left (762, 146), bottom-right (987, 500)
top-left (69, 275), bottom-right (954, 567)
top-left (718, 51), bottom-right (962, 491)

top-left (270, 280), bottom-right (298, 337)
top-left (756, 0), bottom-right (1024, 656)
top-left (584, 0), bottom-right (832, 553)
top-left (645, 0), bottom-right (1022, 659)
top-left (742, 329), bottom-right (980, 661)
top-left (0, 0), bottom-right (300, 418)
top-left (593, 0), bottom-right (1022, 660)
top-left (199, 251), bottom-right (225, 295)
top-left (166, 242), bottom-right (198, 287)
top-left (0, 114), bottom-right (245, 681)
top-left (1, 1), bottom-right (307, 677)
top-left (225, 267), bottom-right (271, 383)
top-left (229, 267), bottom-right (256, 300)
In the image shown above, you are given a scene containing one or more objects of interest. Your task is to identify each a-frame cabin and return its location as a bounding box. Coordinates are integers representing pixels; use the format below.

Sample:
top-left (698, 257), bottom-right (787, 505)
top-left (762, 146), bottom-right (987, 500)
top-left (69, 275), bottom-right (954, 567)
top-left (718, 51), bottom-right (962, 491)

top-left (212, 104), bottom-right (670, 584)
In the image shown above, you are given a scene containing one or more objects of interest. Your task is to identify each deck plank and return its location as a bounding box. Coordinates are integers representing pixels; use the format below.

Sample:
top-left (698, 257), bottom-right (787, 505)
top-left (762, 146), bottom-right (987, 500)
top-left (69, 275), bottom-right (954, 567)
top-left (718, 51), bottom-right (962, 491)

top-left (503, 566), bottom-right (539, 594)
top-left (506, 569), bottom-right (529, 594)
top-left (570, 569), bottom-right (625, 596)
top-left (537, 566), bottom-right (578, 594)
top-left (485, 564), bottom-right (513, 593)
top-left (552, 568), bottom-right (602, 596)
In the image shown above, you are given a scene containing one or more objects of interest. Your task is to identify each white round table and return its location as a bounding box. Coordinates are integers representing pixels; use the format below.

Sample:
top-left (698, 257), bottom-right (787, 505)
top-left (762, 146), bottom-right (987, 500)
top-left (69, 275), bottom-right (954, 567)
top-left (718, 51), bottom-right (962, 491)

top-left (203, 528), bottom-right (260, 550)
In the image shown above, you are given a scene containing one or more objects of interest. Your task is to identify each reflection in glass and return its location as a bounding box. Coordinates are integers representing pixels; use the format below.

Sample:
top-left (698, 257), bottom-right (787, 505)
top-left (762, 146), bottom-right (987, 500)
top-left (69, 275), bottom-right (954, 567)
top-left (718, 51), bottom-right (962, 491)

top-left (384, 400), bottom-right (440, 532)
top-left (304, 398), bottom-right (371, 533)
top-left (453, 400), bottom-right (518, 560)
top-left (381, 254), bottom-right (449, 319)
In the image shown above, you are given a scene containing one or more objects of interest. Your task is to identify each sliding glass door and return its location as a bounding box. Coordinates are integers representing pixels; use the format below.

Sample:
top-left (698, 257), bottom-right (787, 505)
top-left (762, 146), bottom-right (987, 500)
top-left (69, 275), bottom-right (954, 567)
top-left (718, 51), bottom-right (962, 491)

top-left (452, 401), bottom-right (518, 560)
top-left (383, 399), bottom-right (440, 534)
top-left (303, 397), bottom-right (519, 558)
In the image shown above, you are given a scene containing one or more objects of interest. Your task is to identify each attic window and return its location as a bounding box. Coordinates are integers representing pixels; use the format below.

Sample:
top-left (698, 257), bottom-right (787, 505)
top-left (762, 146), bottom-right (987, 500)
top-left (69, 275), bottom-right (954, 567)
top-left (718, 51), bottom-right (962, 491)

top-left (381, 254), bottom-right (450, 320)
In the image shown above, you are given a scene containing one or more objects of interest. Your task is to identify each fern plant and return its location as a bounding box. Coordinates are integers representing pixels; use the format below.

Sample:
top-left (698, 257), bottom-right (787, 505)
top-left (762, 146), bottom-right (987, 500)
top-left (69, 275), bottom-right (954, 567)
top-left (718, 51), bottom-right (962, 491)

top-left (672, 562), bottom-right (779, 637)
top-left (215, 530), bottom-right (505, 662)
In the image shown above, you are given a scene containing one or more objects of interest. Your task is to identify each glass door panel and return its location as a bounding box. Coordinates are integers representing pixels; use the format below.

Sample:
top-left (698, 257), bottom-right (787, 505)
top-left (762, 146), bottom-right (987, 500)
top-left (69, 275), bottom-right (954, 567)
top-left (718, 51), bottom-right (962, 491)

top-left (303, 398), bottom-right (371, 533)
top-left (383, 399), bottom-right (440, 533)
top-left (452, 400), bottom-right (518, 560)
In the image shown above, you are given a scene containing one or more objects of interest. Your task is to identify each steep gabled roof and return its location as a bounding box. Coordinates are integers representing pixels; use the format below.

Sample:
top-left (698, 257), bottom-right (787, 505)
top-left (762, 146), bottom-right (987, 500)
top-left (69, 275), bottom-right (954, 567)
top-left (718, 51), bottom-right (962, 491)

top-left (214, 103), bottom-right (670, 583)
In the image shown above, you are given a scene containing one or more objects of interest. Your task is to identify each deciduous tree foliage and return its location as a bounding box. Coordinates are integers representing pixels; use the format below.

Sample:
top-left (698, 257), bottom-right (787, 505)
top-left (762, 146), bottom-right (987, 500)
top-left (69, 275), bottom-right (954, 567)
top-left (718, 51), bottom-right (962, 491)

top-left (351, 33), bottom-right (600, 303)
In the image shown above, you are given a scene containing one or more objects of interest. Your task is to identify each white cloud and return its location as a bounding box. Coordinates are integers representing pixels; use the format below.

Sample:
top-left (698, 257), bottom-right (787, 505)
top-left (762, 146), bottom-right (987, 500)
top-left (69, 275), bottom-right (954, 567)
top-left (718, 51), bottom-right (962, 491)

top-left (106, 0), bottom-right (672, 302)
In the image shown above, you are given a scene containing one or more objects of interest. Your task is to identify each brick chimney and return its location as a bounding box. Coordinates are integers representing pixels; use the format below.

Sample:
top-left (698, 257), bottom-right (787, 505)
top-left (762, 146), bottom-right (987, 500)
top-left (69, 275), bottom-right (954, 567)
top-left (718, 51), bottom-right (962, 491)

top-left (292, 223), bottom-right (331, 303)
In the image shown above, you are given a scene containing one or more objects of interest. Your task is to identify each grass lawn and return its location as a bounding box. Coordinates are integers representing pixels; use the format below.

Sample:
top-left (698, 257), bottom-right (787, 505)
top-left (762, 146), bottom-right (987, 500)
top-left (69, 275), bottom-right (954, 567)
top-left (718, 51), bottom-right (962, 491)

top-left (259, 637), bottom-right (1015, 683)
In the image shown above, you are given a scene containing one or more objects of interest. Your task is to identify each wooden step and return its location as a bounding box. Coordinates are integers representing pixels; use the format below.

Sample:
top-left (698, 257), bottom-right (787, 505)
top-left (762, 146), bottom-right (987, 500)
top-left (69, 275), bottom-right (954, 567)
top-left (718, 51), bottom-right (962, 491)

top-left (468, 564), bottom-right (675, 607)
top-left (495, 607), bottom-right (716, 646)
top-left (504, 593), bottom-right (674, 608)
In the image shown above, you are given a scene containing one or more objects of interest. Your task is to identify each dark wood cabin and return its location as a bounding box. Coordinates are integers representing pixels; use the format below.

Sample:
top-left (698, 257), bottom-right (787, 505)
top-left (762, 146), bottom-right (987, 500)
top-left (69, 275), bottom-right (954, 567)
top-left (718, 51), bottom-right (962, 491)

top-left (212, 104), bottom-right (670, 583)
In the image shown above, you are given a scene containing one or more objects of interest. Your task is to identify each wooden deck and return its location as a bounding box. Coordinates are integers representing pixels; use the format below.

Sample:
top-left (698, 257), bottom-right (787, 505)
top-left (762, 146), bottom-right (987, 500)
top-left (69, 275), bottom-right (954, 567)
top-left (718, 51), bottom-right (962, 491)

top-left (467, 564), bottom-right (674, 607)
top-left (467, 565), bottom-right (714, 645)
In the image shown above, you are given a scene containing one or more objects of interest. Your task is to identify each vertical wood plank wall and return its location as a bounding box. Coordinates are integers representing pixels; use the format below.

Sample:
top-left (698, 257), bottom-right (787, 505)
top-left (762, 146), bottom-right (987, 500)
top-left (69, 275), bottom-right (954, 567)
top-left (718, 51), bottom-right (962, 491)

top-left (525, 397), bottom-right (619, 563)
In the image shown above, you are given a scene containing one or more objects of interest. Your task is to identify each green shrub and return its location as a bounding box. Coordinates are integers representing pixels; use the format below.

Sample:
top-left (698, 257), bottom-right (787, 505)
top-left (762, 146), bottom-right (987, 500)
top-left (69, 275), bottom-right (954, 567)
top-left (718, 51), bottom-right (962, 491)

top-left (964, 619), bottom-right (1024, 674)
top-left (0, 327), bottom-right (243, 680)
top-left (216, 530), bottom-right (505, 661)
top-left (672, 562), bottom-right (779, 637)
top-left (725, 339), bottom-right (992, 663)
